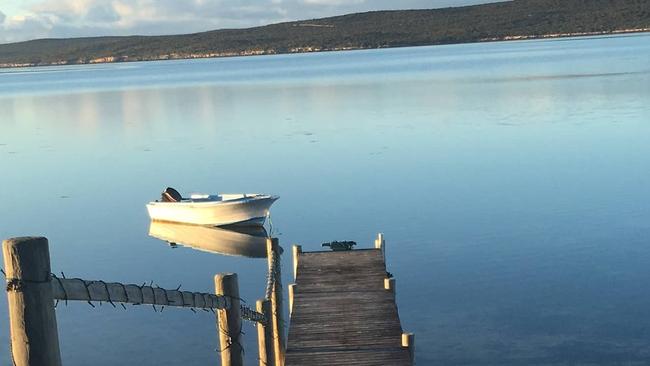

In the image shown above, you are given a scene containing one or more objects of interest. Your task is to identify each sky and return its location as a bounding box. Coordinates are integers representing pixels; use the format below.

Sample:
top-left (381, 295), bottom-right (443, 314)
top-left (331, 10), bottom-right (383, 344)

top-left (0, 0), bottom-right (500, 44)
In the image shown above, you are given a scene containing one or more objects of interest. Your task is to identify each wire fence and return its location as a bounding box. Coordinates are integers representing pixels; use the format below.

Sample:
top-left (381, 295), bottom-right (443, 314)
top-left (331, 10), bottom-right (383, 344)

top-left (2, 269), bottom-right (268, 323)
top-left (241, 304), bottom-right (266, 323)
top-left (2, 236), bottom-right (282, 366)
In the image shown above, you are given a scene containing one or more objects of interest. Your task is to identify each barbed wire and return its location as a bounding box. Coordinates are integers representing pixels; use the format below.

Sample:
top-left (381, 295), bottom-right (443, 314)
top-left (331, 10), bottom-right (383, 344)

top-left (48, 275), bottom-right (230, 313)
top-left (241, 304), bottom-right (266, 323)
top-left (4, 264), bottom-right (270, 325)
top-left (216, 320), bottom-right (245, 355)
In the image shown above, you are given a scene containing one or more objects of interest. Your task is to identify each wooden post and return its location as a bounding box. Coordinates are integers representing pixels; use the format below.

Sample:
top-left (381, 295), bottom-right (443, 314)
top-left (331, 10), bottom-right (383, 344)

top-left (288, 284), bottom-right (296, 317)
top-left (292, 245), bottom-right (302, 281)
top-left (267, 238), bottom-right (284, 366)
top-left (215, 273), bottom-right (243, 366)
top-left (2, 237), bottom-right (62, 366)
top-left (375, 233), bottom-right (385, 262)
top-left (384, 277), bottom-right (395, 294)
top-left (256, 299), bottom-right (275, 366)
top-left (402, 332), bottom-right (415, 364)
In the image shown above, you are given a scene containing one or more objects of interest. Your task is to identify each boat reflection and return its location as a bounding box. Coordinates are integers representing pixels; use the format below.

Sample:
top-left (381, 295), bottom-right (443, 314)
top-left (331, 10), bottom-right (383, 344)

top-left (148, 220), bottom-right (269, 258)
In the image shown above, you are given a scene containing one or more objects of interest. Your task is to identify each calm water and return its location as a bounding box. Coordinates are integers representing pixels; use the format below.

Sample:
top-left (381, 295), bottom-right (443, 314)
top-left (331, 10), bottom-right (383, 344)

top-left (1, 34), bottom-right (649, 365)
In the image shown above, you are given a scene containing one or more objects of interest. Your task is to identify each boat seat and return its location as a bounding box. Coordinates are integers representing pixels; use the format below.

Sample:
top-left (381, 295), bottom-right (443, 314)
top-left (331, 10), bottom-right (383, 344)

top-left (161, 187), bottom-right (182, 202)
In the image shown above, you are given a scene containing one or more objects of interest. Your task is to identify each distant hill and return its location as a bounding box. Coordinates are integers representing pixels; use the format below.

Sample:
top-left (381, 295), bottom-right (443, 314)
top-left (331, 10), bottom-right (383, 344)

top-left (1, 0), bottom-right (649, 67)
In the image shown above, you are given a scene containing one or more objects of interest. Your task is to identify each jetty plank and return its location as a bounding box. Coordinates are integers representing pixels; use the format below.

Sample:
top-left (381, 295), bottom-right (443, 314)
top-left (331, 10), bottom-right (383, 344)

top-left (286, 248), bottom-right (412, 365)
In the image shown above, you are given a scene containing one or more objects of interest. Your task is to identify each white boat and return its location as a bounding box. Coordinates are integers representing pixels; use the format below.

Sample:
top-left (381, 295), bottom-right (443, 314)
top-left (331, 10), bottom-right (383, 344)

top-left (146, 187), bottom-right (279, 226)
top-left (148, 220), bottom-right (269, 258)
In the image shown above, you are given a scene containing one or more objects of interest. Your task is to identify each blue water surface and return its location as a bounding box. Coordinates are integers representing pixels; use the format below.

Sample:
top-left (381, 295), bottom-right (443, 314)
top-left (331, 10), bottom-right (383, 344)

top-left (1, 34), bottom-right (649, 365)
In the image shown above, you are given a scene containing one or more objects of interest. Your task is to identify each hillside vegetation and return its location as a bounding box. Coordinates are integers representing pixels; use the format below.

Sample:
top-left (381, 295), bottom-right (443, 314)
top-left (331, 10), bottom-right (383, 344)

top-left (1, 0), bottom-right (649, 67)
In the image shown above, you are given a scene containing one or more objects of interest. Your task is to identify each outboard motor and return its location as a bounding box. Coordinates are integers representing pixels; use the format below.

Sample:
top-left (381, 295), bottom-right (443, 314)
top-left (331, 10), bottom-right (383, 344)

top-left (161, 187), bottom-right (182, 202)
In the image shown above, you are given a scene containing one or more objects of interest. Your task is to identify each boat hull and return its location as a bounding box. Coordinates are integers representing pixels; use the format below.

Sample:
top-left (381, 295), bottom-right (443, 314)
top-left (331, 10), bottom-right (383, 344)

top-left (146, 195), bottom-right (277, 226)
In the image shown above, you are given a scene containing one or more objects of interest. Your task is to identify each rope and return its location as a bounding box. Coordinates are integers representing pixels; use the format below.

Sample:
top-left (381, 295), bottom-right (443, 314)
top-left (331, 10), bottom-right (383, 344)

top-left (50, 276), bottom-right (230, 312)
top-left (118, 282), bottom-right (129, 310)
top-left (50, 273), bottom-right (67, 307)
top-left (5, 267), bottom-right (259, 320)
top-left (4, 270), bottom-right (50, 292)
top-left (264, 243), bottom-right (282, 301)
top-left (98, 280), bottom-right (116, 308)
top-left (264, 257), bottom-right (275, 301)
top-left (261, 241), bottom-right (283, 326)
top-left (273, 246), bottom-right (282, 292)
top-left (82, 280), bottom-right (95, 308)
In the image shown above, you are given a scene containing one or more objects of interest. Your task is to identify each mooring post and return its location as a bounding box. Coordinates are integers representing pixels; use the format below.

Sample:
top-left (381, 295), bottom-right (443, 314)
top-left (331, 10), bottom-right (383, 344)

top-left (292, 245), bottom-right (301, 281)
top-left (256, 299), bottom-right (275, 366)
top-left (2, 237), bottom-right (62, 366)
top-left (215, 273), bottom-right (243, 366)
top-left (288, 284), bottom-right (296, 317)
top-left (375, 233), bottom-right (385, 262)
top-left (267, 238), bottom-right (285, 366)
top-left (384, 277), bottom-right (395, 294)
top-left (402, 332), bottom-right (415, 364)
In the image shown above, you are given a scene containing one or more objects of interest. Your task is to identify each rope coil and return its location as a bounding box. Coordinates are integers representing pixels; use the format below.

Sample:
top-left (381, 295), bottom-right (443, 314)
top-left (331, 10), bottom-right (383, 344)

top-left (264, 243), bottom-right (282, 301)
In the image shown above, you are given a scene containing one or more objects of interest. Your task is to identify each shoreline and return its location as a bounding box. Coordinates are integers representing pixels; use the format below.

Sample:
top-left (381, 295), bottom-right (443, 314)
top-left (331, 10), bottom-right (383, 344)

top-left (1, 28), bottom-right (649, 69)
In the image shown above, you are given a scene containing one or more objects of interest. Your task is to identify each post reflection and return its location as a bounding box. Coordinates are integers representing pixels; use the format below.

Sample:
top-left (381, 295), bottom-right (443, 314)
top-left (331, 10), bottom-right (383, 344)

top-left (147, 219), bottom-right (286, 360)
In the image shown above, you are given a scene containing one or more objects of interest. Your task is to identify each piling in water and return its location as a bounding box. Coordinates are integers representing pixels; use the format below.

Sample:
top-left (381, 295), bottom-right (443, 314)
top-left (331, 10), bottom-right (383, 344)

top-left (215, 273), bottom-right (243, 366)
top-left (2, 237), bottom-right (62, 366)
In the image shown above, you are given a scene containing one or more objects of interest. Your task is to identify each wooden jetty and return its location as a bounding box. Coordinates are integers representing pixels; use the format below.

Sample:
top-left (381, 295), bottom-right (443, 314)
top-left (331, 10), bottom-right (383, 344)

top-left (286, 234), bottom-right (414, 365)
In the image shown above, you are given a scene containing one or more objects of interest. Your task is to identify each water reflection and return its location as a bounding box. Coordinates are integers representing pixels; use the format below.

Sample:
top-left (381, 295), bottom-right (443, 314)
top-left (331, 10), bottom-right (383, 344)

top-left (148, 220), bottom-right (269, 258)
top-left (1, 34), bottom-right (649, 366)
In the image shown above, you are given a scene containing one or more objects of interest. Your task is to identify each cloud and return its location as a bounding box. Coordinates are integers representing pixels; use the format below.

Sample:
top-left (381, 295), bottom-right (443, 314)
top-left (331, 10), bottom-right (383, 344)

top-left (302, 0), bottom-right (365, 5)
top-left (1, 14), bottom-right (55, 43)
top-left (85, 4), bottom-right (120, 22)
top-left (0, 0), bottom-right (501, 44)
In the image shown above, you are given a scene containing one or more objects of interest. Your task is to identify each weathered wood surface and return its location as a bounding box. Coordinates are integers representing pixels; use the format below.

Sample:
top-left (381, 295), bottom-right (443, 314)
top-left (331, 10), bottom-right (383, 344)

top-left (286, 248), bottom-right (412, 365)
top-left (256, 299), bottom-right (275, 366)
top-left (267, 238), bottom-right (285, 366)
top-left (215, 273), bottom-right (243, 366)
top-left (3, 237), bottom-right (62, 366)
